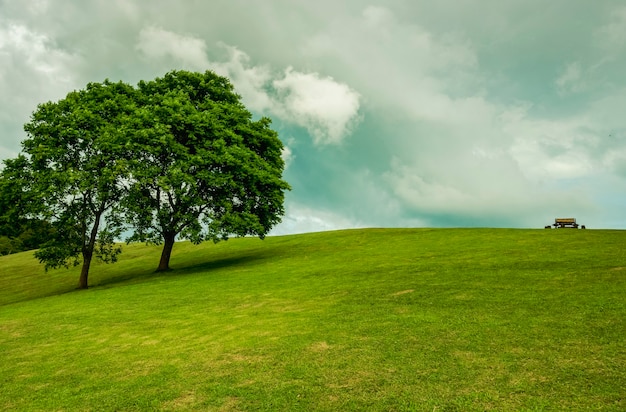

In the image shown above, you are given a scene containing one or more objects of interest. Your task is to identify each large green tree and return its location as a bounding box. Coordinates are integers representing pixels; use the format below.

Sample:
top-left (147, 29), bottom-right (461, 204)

top-left (124, 70), bottom-right (290, 271)
top-left (16, 80), bottom-right (136, 288)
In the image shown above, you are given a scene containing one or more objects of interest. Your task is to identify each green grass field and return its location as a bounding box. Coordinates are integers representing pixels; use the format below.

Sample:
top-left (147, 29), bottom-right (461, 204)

top-left (1, 228), bottom-right (625, 411)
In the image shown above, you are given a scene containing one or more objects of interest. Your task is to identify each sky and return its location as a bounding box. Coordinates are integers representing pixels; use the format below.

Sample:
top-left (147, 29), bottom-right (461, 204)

top-left (2, 0), bottom-right (626, 233)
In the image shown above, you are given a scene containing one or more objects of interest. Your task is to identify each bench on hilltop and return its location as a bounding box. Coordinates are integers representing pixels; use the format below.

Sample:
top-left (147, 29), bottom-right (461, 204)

top-left (553, 218), bottom-right (580, 229)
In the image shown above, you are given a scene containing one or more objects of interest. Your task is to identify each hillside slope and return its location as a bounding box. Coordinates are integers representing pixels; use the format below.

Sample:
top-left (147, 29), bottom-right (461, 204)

top-left (1, 228), bottom-right (625, 410)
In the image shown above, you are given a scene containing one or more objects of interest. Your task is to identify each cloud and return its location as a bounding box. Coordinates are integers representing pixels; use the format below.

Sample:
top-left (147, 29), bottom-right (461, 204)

top-left (270, 202), bottom-right (365, 235)
top-left (0, 20), bottom-right (81, 155)
top-left (555, 16), bottom-right (626, 99)
top-left (305, 5), bottom-right (479, 96)
top-left (281, 146), bottom-right (294, 169)
top-left (0, 22), bottom-right (78, 88)
top-left (384, 152), bottom-right (524, 217)
top-left (272, 68), bottom-right (361, 145)
top-left (209, 43), bottom-right (361, 145)
top-left (136, 26), bottom-right (210, 70)
top-left (206, 43), bottom-right (274, 113)
top-left (25, 0), bottom-right (50, 15)
top-left (384, 153), bottom-right (593, 228)
top-left (361, 5), bottom-right (394, 29)
top-left (298, 4), bottom-right (620, 227)
top-left (136, 31), bottom-right (362, 146)
top-left (603, 146), bottom-right (626, 177)
top-left (596, 6), bottom-right (626, 51)
top-left (2, 1), bottom-right (626, 231)
top-left (506, 113), bottom-right (599, 181)
top-left (556, 62), bottom-right (586, 94)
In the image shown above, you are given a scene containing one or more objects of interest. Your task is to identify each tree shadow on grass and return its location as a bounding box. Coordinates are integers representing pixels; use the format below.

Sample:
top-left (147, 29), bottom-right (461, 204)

top-left (93, 247), bottom-right (284, 290)
top-left (1, 242), bottom-right (293, 306)
top-left (175, 253), bottom-right (272, 274)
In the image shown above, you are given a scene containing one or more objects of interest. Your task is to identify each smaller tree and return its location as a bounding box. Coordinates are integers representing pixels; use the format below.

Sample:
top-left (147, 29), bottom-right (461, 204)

top-left (0, 156), bottom-right (54, 254)
top-left (15, 80), bottom-right (136, 288)
top-left (0, 236), bottom-right (14, 256)
top-left (124, 70), bottom-right (290, 271)
top-left (0, 156), bottom-right (30, 246)
top-left (0, 156), bottom-right (30, 230)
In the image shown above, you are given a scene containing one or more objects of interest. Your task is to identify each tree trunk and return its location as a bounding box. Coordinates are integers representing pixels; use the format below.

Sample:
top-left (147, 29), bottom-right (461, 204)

top-left (156, 232), bottom-right (176, 272)
top-left (78, 251), bottom-right (92, 289)
top-left (78, 211), bottom-right (102, 289)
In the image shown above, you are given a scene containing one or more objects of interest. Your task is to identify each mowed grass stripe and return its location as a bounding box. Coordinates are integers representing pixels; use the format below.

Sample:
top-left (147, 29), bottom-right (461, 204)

top-left (0, 228), bottom-right (624, 411)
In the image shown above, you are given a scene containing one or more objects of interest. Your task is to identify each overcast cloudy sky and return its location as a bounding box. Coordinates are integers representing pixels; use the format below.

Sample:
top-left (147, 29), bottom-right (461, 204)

top-left (2, 1), bottom-right (626, 233)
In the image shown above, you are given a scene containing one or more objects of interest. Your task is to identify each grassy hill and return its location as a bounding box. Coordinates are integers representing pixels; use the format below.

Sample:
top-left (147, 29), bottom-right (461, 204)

top-left (1, 228), bottom-right (624, 411)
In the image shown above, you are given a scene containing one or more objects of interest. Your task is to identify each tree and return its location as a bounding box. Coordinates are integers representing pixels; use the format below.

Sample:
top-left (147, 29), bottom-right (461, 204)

top-left (124, 70), bottom-right (290, 271)
top-left (16, 80), bottom-right (136, 288)
top-left (0, 156), bottom-right (30, 230)
top-left (0, 156), bottom-right (30, 251)
top-left (0, 156), bottom-right (55, 255)
top-left (1, 160), bottom-right (54, 255)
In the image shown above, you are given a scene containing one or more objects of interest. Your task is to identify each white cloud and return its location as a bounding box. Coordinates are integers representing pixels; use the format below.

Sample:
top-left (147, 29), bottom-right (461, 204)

top-left (586, 88), bottom-right (626, 131)
top-left (272, 68), bottom-right (361, 145)
top-left (0, 21), bottom-right (80, 154)
top-left (603, 147), bottom-right (626, 176)
top-left (3, 1), bottom-right (625, 231)
top-left (270, 202), bottom-right (365, 235)
top-left (210, 44), bottom-right (362, 145)
top-left (596, 6), bottom-right (626, 50)
top-left (505, 111), bottom-right (600, 181)
top-left (384, 154), bottom-right (591, 226)
top-left (361, 5), bottom-right (395, 32)
top-left (281, 145), bottom-right (294, 169)
top-left (136, 26), bottom-right (210, 70)
top-left (305, 5), bottom-right (478, 97)
top-left (300, 5), bottom-right (619, 226)
top-left (387, 167), bottom-right (471, 214)
top-left (510, 138), bottom-right (594, 181)
top-left (111, 0), bottom-right (140, 21)
top-left (26, 0), bottom-right (50, 15)
top-left (208, 43), bottom-right (274, 113)
top-left (556, 62), bottom-right (586, 94)
top-left (0, 23), bottom-right (77, 80)
top-left (135, 34), bottom-right (362, 146)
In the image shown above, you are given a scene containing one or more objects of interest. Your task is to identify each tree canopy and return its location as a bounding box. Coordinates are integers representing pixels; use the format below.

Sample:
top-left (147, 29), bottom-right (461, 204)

top-left (0, 157), bottom-right (54, 255)
top-left (5, 80), bottom-right (136, 288)
top-left (0, 70), bottom-right (290, 287)
top-left (125, 71), bottom-right (290, 271)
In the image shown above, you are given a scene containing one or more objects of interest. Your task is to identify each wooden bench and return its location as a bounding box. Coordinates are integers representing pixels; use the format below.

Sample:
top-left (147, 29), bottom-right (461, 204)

top-left (553, 218), bottom-right (579, 229)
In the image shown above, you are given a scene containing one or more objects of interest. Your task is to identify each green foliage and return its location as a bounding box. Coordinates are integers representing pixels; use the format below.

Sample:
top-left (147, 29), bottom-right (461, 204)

top-left (0, 71), bottom-right (289, 282)
top-left (0, 157), bottom-right (55, 255)
top-left (124, 70), bottom-right (290, 270)
top-left (0, 236), bottom-right (15, 255)
top-left (0, 229), bottom-right (624, 410)
top-left (13, 220), bottom-right (55, 251)
top-left (11, 80), bottom-right (136, 286)
top-left (0, 156), bottom-right (31, 237)
top-left (0, 225), bottom-right (55, 257)
top-left (2, 70), bottom-right (289, 283)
